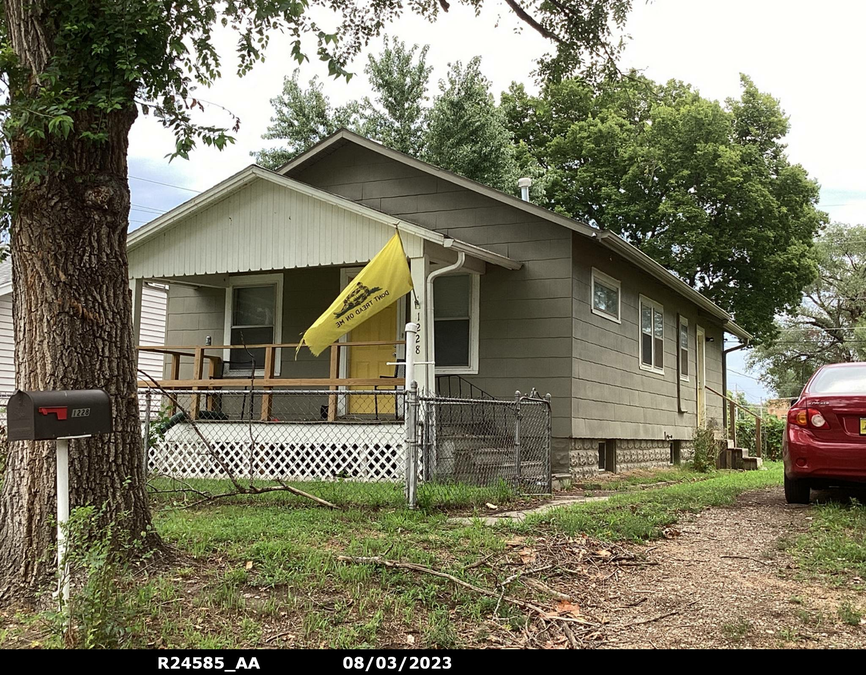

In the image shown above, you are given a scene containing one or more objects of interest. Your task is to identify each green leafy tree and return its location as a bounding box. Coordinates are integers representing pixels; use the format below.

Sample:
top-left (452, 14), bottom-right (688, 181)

top-left (254, 37), bottom-right (432, 168)
top-left (253, 71), bottom-right (361, 169)
top-left (357, 37), bottom-right (433, 157)
top-left (503, 73), bottom-right (826, 338)
top-left (424, 57), bottom-right (520, 192)
top-left (749, 224), bottom-right (866, 397)
top-left (256, 46), bottom-right (520, 191)
top-left (0, 0), bottom-right (634, 599)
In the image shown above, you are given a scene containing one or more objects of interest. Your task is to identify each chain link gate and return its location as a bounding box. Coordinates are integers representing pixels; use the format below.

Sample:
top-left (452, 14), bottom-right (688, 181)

top-left (139, 386), bottom-right (551, 507)
top-left (408, 390), bottom-right (552, 506)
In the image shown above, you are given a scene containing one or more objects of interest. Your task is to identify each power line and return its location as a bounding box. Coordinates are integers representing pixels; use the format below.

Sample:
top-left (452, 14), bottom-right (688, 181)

top-left (130, 203), bottom-right (167, 215)
top-left (129, 175), bottom-right (201, 194)
top-left (727, 367), bottom-right (763, 383)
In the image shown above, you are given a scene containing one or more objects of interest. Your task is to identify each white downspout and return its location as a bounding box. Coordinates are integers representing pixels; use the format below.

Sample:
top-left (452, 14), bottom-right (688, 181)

top-left (425, 247), bottom-right (466, 393)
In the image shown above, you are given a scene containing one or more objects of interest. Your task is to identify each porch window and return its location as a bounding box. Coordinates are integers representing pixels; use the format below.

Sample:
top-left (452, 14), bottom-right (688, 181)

top-left (224, 274), bottom-right (283, 375)
top-left (433, 273), bottom-right (479, 373)
top-left (679, 317), bottom-right (690, 381)
top-left (590, 268), bottom-right (621, 323)
top-left (639, 295), bottom-right (664, 374)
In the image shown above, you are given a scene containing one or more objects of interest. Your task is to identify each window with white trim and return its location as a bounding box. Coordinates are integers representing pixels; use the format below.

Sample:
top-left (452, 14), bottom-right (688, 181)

top-left (639, 296), bottom-right (664, 374)
top-left (433, 273), bottom-right (479, 374)
top-left (224, 274), bottom-right (283, 374)
top-left (679, 317), bottom-right (690, 381)
top-left (591, 268), bottom-right (621, 323)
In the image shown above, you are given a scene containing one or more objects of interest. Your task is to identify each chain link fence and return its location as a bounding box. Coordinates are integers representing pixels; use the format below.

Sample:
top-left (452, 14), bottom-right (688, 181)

top-left (138, 386), bottom-right (551, 505)
top-left (415, 392), bottom-right (552, 499)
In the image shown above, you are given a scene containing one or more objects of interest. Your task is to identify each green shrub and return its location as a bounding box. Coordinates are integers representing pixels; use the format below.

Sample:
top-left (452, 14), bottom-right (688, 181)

top-left (736, 414), bottom-right (785, 460)
top-left (50, 505), bottom-right (148, 649)
top-left (692, 422), bottom-right (718, 473)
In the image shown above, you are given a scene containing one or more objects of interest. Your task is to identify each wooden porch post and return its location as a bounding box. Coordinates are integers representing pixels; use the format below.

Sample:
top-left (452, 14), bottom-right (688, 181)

top-left (260, 346), bottom-right (276, 421)
top-left (168, 352), bottom-right (181, 416)
top-left (190, 347), bottom-right (204, 420)
top-left (755, 415), bottom-right (762, 458)
top-left (207, 356), bottom-right (222, 411)
top-left (729, 400), bottom-right (737, 447)
top-left (327, 344), bottom-right (340, 421)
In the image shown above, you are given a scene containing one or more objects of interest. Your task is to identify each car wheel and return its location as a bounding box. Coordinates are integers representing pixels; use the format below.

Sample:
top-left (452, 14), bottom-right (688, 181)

top-left (784, 473), bottom-right (811, 504)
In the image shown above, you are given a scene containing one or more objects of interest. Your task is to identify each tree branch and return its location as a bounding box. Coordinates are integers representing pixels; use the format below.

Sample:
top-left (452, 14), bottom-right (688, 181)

top-left (504, 0), bottom-right (563, 43)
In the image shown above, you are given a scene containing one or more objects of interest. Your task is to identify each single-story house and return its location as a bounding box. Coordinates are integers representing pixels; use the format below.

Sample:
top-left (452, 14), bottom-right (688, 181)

top-left (0, 259), bottom-right (168, 393)
top-left (128, 129), bottom-right (750, 479)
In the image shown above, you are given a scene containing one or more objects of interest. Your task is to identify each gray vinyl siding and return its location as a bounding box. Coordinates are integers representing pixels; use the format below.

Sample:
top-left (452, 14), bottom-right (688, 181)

top-left (290, 143), bottom-right (575, 438)
top-left (158, 141), bottom-right (731, 446)
top-left (571, 234), bottom-right (725, 440)
top-left (163, 268), bottom-right (340, 382)
top-left (163, 284), bottom-right (226, 380)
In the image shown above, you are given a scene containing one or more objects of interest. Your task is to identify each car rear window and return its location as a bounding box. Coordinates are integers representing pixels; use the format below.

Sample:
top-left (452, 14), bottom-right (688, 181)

top-left (809, 365), bottom-right (866, 394)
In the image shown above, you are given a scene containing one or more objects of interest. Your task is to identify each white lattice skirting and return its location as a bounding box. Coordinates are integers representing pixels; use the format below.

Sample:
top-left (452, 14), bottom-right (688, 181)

top-left (148, 422), bottom-right (406, 482)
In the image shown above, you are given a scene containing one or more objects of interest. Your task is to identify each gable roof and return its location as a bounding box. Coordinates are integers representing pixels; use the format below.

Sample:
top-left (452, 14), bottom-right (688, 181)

top-left (280, 129), bottom-right (751, 341)
top-left (127, 165), bottom-right (521, 272)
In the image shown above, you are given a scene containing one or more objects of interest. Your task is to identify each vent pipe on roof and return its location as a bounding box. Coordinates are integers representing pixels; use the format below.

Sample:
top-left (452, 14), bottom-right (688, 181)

top-left (518, 177), bottom-right (532, 202)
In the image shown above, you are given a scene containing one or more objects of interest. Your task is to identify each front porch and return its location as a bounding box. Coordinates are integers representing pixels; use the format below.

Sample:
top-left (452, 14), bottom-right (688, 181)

top-left (129, 197), bottom-right (521, 421)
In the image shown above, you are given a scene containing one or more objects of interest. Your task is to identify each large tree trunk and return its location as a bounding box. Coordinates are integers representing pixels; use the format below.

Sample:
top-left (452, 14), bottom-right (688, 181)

top-left (0, 2), bottom-right (153, 600)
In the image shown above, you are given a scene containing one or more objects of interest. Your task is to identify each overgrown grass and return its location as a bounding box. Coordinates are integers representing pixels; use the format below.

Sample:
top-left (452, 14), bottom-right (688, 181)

top-left (788, 499), bottom-right (866, 583)
top-left (1, 465), bottom-right (786, 649)
top-left (147, 477), bottom-right (521, 512)
top-left (519, 463), bottom-right (784, 542)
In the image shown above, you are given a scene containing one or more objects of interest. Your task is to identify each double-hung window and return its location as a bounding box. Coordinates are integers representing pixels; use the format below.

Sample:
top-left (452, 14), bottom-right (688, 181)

top-left (433, 273), bottom-right (479, 374)
top-left (639, 296), bottom-right (664, 374)
top-left (591, 268), bottom-right (621, 323)
top-left (679, 316), bottom-right (690, 381)
top-left (224, 274), bottom-right (283, 375)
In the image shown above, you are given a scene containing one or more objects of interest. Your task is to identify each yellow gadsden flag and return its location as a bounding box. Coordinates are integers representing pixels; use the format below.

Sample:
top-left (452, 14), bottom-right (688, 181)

top-left (298, 232), bottom-right (413, 357)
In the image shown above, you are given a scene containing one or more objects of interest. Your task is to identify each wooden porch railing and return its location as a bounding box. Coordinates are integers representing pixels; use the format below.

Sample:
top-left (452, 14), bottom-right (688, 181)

top-left (137, 340), bottom-right (405, 422)
top-left (705, 385), bottom-right (762, 459)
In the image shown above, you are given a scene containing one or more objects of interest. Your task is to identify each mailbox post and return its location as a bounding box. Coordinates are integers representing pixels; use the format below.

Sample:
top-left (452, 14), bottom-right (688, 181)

top-left (6, 390), bottom-right (112, 607)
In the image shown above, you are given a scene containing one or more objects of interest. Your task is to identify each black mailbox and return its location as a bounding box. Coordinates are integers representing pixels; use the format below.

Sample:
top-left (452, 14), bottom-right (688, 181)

top-left (6, 389), bottom-right (113, 441)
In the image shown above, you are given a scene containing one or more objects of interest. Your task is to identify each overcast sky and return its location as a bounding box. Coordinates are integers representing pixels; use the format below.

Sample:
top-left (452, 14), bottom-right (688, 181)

top-left (127, 0), bottom-right (866, 404)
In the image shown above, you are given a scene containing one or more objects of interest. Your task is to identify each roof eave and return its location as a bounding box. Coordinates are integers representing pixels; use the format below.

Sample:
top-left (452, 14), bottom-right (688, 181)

top-left (279, 129), bottom-right (599, 239)
top-left (126, 165), bottom-right (521, 271)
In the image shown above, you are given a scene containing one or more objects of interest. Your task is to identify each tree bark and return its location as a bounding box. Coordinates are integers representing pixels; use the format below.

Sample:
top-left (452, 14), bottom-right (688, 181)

top-left (0, 0), bottom-right (154, 602)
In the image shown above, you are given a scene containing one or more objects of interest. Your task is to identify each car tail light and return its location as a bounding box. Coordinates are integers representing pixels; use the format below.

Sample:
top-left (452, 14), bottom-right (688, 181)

top-left (788, 407), bottom-right (829, 429)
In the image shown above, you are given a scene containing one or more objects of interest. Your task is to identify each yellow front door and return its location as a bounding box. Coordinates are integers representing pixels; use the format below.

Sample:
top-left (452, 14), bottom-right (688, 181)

top-left (347, 299), bottom-right (398, 415)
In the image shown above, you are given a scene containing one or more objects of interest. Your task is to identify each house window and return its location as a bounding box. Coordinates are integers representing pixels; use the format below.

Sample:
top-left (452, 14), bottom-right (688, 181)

top-left (433, 273), bottom-right (479, 373)
top-left (679, 317), bottom-right (690, 381)
top-left (224, 274), bottom-right (283, 374)
top-left (639, 296), bottom-right (664, 374)
top-left (591, 268), bottom-right (621, 323)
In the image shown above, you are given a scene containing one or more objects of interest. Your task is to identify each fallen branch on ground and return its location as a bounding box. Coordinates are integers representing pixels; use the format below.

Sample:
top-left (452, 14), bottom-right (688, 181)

top-left (140, 371), bottom-right (339, 510)
top-left (720, 555), bottom-right (772, 565)
top-left (618, 601), bottom-right (697, 629)
top-left (336, 555), bottom-right (569, 621)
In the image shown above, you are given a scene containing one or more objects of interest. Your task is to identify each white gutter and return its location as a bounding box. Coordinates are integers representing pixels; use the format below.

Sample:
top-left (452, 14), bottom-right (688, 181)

top-left (425, 249), bottom-right (466, 390)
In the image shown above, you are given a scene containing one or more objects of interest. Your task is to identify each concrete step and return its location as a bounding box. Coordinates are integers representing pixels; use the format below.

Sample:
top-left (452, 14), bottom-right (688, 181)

top-left (741, 456), bottom-right (763, 471)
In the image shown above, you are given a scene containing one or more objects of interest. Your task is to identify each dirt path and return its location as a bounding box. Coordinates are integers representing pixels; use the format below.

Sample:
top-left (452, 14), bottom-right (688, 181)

top-left (590, 487), bottom-right (865, 648)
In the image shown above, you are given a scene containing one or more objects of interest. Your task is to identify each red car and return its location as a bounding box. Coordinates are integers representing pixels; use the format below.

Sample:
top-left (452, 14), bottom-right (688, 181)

top-left (784, 362), bottom-right (866, 503)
